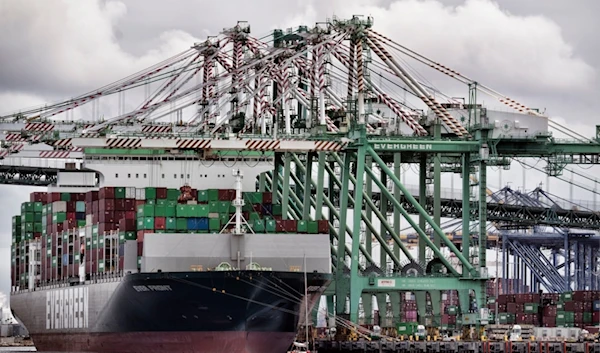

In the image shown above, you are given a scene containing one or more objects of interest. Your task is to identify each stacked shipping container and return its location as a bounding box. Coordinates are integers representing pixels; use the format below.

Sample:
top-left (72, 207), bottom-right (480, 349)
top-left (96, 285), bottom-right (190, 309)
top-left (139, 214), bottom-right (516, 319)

top-left (493, 291), bottom-right (600, 330)
top-left (11, 187), bottom-right (330, 290)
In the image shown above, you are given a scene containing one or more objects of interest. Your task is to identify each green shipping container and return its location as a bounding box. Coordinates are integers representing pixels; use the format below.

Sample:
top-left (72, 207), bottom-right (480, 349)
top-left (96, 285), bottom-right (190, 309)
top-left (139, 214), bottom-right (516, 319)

top-left (396, 322), bottom-right (418, 335)
top-left (272, 204), bottom-right (283, 216)
top-left (137, 204), bottom-right (155, 217)
top-left (155, 205), bottom-right (167, 217)
top-left (12, 215), bottom-right (21, 225)
top-left (176, 205), bottom-right (187, 217)
top-left (307, 221), bottom-right (319, 234)
top-left (52, 212), bottom-right (67, 224)
top-left (167, 189), bottom-right (179, 201)
top-left (166, 217), bottom-right (177, 230)
top-left (218, 201), bottom-right (231, 214)
top-left (265, 219), bottom-right (276, 233)
top-left (145, 187), bottom-right (157, 200)
top-left (21, 202), bottom-right (34, 213)
top-left (208, 201), bottom-right (219, 213)
top-left (249, 213), bottom-right (261, 221)
top-left (297, 220), bottom-right (307, 233)
top-left (120, 231), bottom-right (137, 241)
top-left (245, 192), bottom-right (262, 204)
top-left (207, 189), bottom-right (219, 201)
top-left (209, 218), bottom-right (221, 231)
top-left (34, 202), bottom-right (43, 213)
top-left (253, 219), bottom-right (265, 232)
top-left (23, 212), bottom-right (34, 223)
top-left (34, 213), bottom-right (42, 222)
top-left (524, 303), bottom-right (539, 313)
top-left (176, 218), bottom-right (188, 231)
top-left (560, 292), bottom-right (573, 301)
top-left (219, 213), bottom-right (229, 225)
top-left (197, 190), bottom-right (208, 203)
top-left (115, 187), bottom-right (126, 199)
top-left (196, 205), bottom-right (209, 217)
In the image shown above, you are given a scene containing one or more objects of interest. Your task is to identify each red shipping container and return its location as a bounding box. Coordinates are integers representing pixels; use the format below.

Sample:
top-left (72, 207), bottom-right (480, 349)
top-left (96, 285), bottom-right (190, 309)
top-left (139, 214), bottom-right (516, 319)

top-left (574, 313), bottom-right (584, 323)
top-left (114, 211), bottom-right (126, 221)
top-left (92, 214), bottom-right (99, 224)
top-left (542, 306), bottom-right (557, 316)
top-left (99, 211), bottom-right (115, 224)
top-left (86, 191), bottom-right (99, 203)
top-left (137, 230), bottom-right (152, 243)
top-left (30, 192), bottom-right (47, 203)
top-left (119, 219), bottom-right (136, 231)
top-left (262, 192), bottom-right (272, 204)
top-left (99, 187), bottom-right (115, 199)
top-left (137, 242), bottom-right (143, 256)
top-left (218, 189), bottom-right (234, 201)
top-left (99, 199), bottom-right (115, 212)
top-left (52, 224), bottom-right (65, 234)
top-left (33, 232), bottom-right (42, 239)
top-left (284, 220), bottom-right (297, 232)
top-left (98, 222), bottom-right (116, 234)
top-left (154, 217), bottom-right (166, 230)
top-left (565, 301), bottom-right (575, 311)
top-left (118, 256), bottom-right (124, 271)
top-left (252, 204), bottom-right (262, 213)
top-left (70, 193), bottom-right (86, 202)
top-left (66, 212), bottom-right (76, 222)
top-left (46, 192), bottom-right (61, 203)
top-left (156, 187), bottom-right (168, 200)
top-left (317, 220), bottom-right (329, 233)
top-left (136, 200), bottom-right (145, 207)
top-left (66, 201), bottom-right (76, 213)
top-left (125, 211), bottom-right (136, 220)
top-left (92, 200), bottom-right (99, 214)
top-left (191, 189), bottom-right (198, 200)
top-left (114, 199), bottom-right (126, 211)
top-left (124, 199), bottom-right (136, 211)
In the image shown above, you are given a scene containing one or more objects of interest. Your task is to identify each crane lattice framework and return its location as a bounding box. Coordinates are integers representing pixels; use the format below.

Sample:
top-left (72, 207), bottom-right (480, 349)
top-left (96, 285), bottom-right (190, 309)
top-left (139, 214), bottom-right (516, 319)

top-left (1, 16), bottom-right (600, 327)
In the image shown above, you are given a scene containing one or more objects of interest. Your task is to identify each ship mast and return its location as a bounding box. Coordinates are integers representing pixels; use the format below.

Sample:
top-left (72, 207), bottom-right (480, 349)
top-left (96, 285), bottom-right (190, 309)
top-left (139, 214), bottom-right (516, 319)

top-left (232, 168), bottom-right (245, 235)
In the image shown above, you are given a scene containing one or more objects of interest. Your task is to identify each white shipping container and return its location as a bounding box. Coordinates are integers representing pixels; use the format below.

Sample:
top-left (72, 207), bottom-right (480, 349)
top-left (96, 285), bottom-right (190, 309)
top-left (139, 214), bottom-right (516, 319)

top-left (86, 214), bottom-right (93, 225)
top-left (78, 228), bottom-right (85, 239)
top-left (136, 188), bottom-right (146, 200)
top-left (125, 187), bottom-right (136, 199)
top-left (85, 225), bottom-right (92, 238)
top-left (52, 201), bottom-right (67, 213)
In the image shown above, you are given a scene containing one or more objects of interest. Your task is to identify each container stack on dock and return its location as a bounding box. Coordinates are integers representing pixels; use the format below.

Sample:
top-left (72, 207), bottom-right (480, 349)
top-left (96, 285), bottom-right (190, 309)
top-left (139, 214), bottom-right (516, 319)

top-left (494, 291), bottom-right (600, 332)
top-left (10, 187), bottom-right (330, 290)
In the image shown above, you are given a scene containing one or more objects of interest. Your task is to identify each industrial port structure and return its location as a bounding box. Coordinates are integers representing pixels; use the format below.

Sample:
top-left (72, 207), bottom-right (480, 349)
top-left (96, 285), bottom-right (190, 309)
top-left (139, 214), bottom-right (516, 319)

top-left (2, 16), bottom-right (599, 335)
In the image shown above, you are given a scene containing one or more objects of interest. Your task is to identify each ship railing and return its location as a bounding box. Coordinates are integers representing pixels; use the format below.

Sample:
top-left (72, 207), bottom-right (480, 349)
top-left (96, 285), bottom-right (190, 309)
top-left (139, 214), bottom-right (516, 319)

top-left (13, 271), bottom-right (127, 293)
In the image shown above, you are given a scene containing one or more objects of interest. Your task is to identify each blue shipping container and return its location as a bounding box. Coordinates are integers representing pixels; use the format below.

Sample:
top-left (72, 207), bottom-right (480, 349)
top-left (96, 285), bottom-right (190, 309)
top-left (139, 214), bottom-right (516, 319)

top-left (594, 300), bottom-right (600, 312)
top-left (187, 218), bottom-right (198, 230)
top-left (75, 201), bottom-right (86, 213)
top-left (198, 217), bottom-right (209, 230)
top-left (76, 212), bottom-right (86, 220)
top-left (263, 204), bottom-right (272, 215)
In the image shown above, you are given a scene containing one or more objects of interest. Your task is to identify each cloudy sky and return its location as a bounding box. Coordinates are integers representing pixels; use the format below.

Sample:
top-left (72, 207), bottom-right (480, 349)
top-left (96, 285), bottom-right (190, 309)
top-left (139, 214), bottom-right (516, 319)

top-left (1, 0), bottom-right (599, 306)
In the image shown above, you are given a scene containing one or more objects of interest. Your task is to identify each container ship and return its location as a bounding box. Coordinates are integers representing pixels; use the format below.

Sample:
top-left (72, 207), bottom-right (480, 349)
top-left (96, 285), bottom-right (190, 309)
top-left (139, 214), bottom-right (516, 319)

top-left (9, 161), bottom-right (333, 353)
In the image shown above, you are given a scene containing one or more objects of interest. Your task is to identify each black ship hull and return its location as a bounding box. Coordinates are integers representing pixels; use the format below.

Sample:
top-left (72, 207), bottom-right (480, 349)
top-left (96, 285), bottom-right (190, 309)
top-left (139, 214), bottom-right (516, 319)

top-left (11, 270), bottom-right (331, 353)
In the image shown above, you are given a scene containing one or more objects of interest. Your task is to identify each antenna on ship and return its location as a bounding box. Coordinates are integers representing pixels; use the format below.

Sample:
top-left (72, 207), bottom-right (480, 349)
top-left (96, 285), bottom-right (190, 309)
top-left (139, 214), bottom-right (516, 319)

top-left (220, 168), bottom-right (254, 235)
